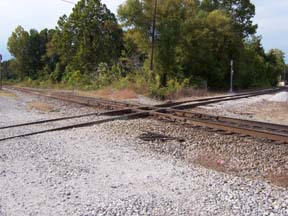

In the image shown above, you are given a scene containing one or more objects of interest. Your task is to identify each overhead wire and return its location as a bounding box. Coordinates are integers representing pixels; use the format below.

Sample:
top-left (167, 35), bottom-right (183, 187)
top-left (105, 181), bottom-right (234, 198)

top-left (60, 0), bottom-right (76, 5)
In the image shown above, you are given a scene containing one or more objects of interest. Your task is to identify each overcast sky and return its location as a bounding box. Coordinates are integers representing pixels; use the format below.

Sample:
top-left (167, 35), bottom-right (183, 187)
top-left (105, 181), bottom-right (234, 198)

top-left (0, 0), bottom-right (287, 62)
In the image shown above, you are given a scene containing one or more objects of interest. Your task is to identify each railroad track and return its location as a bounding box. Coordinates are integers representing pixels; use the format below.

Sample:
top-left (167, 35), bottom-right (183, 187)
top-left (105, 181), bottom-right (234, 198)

top-left (158, 88), bottom-right (285, 108)
top-left (152, 109), bottom-right (288, 143)
top-left (0, 110), bottom-right (148, 142)
top-left (1, 86), bottom-right (287, 143)
top-left (6, 86), bottom-right (284, 110)
top-left (5, 86), bottom-right (142, 110)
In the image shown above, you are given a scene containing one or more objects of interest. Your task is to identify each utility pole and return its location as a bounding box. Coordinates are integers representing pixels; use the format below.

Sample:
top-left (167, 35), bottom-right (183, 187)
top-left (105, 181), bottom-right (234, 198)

top-left (230, 59), bottom-right (234, 93)
top-left (150, 0), bottom-right (157, 71)
top-left (0, 54), bottom-right (2, 90)
top-left (284, 64), bottom-right (286, 82)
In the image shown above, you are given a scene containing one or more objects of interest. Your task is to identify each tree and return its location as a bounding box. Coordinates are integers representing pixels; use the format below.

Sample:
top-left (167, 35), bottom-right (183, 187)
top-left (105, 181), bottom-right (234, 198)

top-left (235, 36), bottom-right (267, 88)
top-left (40, 29), bottom-right (62, 81)
top-left (118, 0), bottom-right (238, 88)
top-left (200, 0), bottom-right (257, 38)
top-left (265, 49), bottom-right (286, 86)
top-left (0, 60), bottom-right (17, 80)
top-left (54, 0), bottom-right (123, 74)
top-left (118, 0), bottom-right (201, 86)
top-left (7, 26), bottom-right (49, 80)
top-left (26, 29), bottom-right (47, 79)
top-left (7, 26), bottom-right (30, 79)
top-left (5, 0), bottom-right (284, 91)
top-left (178, 9), bottom-right (237, 88)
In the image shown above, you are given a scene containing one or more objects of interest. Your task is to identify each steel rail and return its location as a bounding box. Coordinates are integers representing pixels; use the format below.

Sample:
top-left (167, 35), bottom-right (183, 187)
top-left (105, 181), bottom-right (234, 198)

top-left (147, 110), bottom-right (288, 143)
top-left (156, 88), bottom-right (285, 107)
top-left (171, 89), bottom-right (284, 110)
top-left (1, 86), bottom-right (287, 143)
top-left (0, 108), bottom-right (133, 130)
top-left (0, 111), bottom-right (149, 142)
top-left (5, 86), bottom-right (285, 110)
top-left (5, 86), bottom-right (138, 109)
top-left (165, 109), bottom-right (288, 133)
top-left (1, 106), bottom-right (287, 143)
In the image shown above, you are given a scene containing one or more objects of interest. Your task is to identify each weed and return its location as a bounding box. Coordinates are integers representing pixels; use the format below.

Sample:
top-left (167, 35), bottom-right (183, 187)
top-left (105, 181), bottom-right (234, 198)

top-left (27, 102), bottom-right (54, 112)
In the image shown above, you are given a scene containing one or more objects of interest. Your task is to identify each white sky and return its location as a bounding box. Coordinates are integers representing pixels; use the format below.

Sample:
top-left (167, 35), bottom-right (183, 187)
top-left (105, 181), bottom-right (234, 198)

top-left (253, 0), bottom-right (288, 61)
top-left (0, 0), bottom-right (287, 62)
top-left (0, 0), bottom-right (125, 61)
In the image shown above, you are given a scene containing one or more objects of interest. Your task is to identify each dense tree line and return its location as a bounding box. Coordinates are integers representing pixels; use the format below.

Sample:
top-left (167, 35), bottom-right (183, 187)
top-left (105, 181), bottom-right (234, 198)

top-left (1, 0), bottom-right (286, 95)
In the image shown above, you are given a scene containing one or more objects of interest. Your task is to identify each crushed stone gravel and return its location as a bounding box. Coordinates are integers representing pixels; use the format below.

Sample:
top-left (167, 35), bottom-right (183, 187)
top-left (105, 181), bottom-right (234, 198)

top-left (268, 91), bottom-right (288, 103)
top-left (194, 91), bottom-right (288, 125)
top-left (0, 89), bottom-right (287, 216)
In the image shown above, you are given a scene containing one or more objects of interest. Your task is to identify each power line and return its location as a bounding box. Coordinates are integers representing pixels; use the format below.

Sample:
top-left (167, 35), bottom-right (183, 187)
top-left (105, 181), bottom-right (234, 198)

top-left (60, 0), bottom-right (76, 5)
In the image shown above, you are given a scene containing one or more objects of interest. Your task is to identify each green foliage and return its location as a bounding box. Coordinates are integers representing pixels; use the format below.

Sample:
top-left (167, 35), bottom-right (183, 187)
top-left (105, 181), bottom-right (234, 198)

top-left (110, 67), bottom-right (189, 98)
top-left (0, 60), bottom-right (18, 80)
top-left (201, 0), bottom-right (257, 37)
top-left (50, 63), bottom-right (64, 83)
top-left (152, 78), bottom-right (189, 98)
top-left (54, 0), bottom-right (123, 74)
top-left (7, 26), bottom-right (30, 79)
top-left (7, 26), bottom-right (50, 80)
top-left (265, 49), bottom-right (286, 86)
top-left (4, 0), bottom-right (286, 96)
top-left (63, 70), bottom-right (83, 88)
top-left (96, 63), bottom-right (122, 88)
top-left (118, 0), bottom-right (285, 90)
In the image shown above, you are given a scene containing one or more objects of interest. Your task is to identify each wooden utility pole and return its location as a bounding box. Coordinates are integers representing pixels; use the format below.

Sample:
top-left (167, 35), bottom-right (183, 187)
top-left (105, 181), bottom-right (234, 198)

top-left (283, 64), bottom-right (286, 82)
top-left (0, 66), bottom-right (2, 90)
top-left (150, 0), bottom-right (157, 71)
top-left (0, 54), bottom-right (2, 90)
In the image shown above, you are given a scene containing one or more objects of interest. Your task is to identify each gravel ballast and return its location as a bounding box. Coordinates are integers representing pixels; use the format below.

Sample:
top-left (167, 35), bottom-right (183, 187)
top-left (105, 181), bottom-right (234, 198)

top-left (194, 91), bottom-right (288, 125)
top-left (0, 90), bottom-right (287, 216)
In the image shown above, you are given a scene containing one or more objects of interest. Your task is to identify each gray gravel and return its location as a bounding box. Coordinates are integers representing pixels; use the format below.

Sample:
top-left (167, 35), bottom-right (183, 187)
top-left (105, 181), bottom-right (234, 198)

top-left (194, 92), bottom-right (288, 125)
top-left (128, 120), bottom-right (288, 185)
top-left (0, 90), bottom-right (287, 216)
top-left (0, 89), bottom-right (101, 124)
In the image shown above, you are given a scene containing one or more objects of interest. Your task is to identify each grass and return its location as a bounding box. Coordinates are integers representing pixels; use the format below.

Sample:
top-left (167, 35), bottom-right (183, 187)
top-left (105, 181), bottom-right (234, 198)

top-left (8, 77), bottom-right (223, 102)
top-left (0, 90), bottom-right (17, 98)
top-left (75, 87), bottom-right (138, 100)
top-left (164, 88), bottom-right (224, 100)
top-left (27, 102), bottom-right (54, 112)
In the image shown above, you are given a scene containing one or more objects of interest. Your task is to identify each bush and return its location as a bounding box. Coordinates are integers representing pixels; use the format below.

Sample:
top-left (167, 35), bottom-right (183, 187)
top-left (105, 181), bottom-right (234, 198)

top-left (96, 63), bottom-right (122, 88)
top-left (111, 67), bottom-right (190, 99)
top-left (11, 62), bottom-right (200, 99)
top-left (150, 77), bottom-right (189, 99)
top-left (62, 69), bottom-right (89, 89)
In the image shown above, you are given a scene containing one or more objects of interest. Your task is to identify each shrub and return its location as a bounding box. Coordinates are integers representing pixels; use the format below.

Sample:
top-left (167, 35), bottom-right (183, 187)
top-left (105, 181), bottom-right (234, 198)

top-left (96, 63), bottom-right (122, 88)
top-left (62, 69), bottom-right (88, 88)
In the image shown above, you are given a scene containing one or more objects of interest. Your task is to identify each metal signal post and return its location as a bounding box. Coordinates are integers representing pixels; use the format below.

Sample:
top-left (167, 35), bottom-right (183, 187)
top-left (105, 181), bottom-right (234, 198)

top-left (230, 60), bottom-right (234, 93)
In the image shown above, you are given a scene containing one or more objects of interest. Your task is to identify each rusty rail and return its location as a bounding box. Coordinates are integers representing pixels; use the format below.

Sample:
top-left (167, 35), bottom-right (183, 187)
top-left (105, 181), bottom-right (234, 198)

top-left (2, 86), bottom-right (287, 143)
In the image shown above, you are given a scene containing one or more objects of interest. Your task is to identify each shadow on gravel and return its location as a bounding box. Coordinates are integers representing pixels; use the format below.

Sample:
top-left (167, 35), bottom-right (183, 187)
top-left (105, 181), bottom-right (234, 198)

top-left (138, 131), bottom-right (185, 142)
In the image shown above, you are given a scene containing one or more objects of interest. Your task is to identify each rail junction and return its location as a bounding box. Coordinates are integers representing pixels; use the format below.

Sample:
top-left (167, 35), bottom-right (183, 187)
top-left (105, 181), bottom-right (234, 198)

top-left (1, 86), bottom-right (288, 144)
